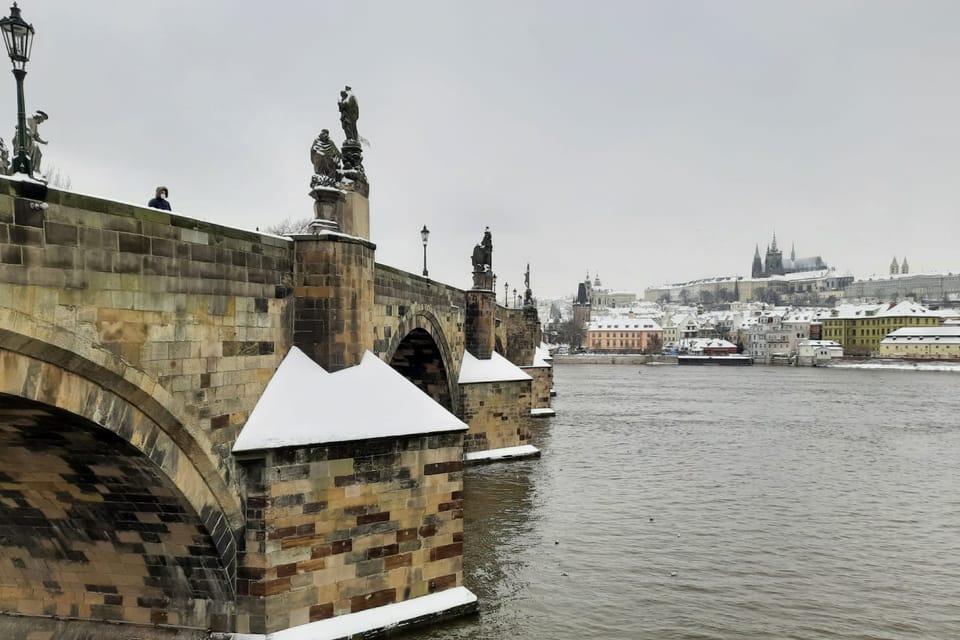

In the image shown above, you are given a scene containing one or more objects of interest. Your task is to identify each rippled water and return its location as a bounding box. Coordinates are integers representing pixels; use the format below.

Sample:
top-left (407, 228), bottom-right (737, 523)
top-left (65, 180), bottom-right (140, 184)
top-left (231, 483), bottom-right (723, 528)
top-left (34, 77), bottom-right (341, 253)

top-left (403, 364), bottom-right (960, 639)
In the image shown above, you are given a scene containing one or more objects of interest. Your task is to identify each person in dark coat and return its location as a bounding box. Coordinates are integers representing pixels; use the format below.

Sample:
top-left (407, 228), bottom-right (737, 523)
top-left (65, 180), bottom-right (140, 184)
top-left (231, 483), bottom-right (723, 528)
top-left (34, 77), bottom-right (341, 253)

top-left (148, 186), bottom-right (171, 210)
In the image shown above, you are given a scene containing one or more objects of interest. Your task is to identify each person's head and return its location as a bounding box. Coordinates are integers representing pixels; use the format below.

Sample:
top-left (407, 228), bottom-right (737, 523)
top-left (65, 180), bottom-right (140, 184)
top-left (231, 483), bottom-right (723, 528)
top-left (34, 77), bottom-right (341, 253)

top-left (155, 186), bottom-right (168, 199)
top-left (319, 129), bottom-right (330, 140)
top-left (33, 110), bottom-right (48, 123)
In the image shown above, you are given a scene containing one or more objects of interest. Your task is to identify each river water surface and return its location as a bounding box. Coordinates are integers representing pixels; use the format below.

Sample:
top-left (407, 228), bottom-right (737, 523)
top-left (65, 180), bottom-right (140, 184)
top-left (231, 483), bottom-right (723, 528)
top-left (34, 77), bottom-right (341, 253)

top-left (404, 364), bottom-right (960, 639)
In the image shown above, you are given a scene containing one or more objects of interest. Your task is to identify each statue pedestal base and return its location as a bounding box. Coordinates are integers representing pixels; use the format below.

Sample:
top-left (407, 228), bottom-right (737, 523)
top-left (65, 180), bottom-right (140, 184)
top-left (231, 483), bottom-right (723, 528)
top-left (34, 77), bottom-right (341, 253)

top-left (310, 187), bottom-right (369, 240)
top-left (472, 269), bottom-right (494, 291)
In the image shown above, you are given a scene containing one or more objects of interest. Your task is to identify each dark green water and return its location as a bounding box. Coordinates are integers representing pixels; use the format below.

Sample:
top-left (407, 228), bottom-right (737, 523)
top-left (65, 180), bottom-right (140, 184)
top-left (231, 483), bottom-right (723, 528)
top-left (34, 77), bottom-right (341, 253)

top-left (405, 364), bottom-right (960, 639)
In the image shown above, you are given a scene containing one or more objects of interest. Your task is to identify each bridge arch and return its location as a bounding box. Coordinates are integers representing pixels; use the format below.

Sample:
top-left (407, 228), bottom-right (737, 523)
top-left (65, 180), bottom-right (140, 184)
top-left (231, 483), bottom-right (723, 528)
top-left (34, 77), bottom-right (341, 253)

top-left (384, 309), bottom-right (460, 415)
top-left (0, 392), bottom-right (236, 630)
top-left (0, 330), bottom-right (243, 586)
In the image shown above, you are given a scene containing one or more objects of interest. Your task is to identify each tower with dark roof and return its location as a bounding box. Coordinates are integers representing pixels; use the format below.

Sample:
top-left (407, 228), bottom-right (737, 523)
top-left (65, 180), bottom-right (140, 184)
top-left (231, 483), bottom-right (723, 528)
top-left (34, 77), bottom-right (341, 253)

top-left (752, 245), bottom-right (763, 278)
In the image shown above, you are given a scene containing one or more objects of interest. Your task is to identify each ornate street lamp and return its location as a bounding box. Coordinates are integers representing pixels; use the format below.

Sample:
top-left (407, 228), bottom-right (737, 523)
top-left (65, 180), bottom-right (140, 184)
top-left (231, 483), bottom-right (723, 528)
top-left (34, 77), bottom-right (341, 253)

top-left (0, 3), bottom-right (34, 176)
top-left (420, 224), bottom-right (430, 277)
top-left (513, 288), bottom-right (518, 308)
top-left (504, 282), bottom-right (508, 306)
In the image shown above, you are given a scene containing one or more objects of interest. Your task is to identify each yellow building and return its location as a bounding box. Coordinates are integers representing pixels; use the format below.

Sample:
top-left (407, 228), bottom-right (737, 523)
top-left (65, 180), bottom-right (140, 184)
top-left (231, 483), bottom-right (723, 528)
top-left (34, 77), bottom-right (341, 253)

top-left (821, 302), bottom-right (941, 355)
top-left (879, 327), bottom-right (960, 359)
top-left (587, 318), bottom-right (663, 353)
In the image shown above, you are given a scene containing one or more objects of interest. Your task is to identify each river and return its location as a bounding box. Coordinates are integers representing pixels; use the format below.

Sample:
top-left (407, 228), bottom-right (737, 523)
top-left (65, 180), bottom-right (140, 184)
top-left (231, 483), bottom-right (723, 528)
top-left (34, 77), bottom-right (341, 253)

top-left (402, 364), bottom-right (960, 639)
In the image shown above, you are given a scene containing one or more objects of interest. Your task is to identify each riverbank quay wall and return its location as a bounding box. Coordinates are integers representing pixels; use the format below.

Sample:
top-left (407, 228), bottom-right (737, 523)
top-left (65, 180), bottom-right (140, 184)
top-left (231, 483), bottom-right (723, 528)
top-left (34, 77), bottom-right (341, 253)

top-left (553, 354), bottom-right (677, 365)
top-left (0, 178), bottom-right (543, 633)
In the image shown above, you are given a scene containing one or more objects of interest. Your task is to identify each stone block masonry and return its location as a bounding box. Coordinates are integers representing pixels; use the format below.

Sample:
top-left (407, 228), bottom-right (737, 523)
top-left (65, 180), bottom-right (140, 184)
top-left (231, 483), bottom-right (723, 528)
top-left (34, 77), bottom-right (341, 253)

top-left (459, 379), bottom-right (534, 454)
top-left (0, 180), bottom-right (294, 484)
top-left (0, 397), bottom-right (235, 631)
top-left (293, 234), bottom-right (376, 372)
top-left (236, 433), bottom-right (466, 635)
top-left (525, 366), bottom-right (553, 409)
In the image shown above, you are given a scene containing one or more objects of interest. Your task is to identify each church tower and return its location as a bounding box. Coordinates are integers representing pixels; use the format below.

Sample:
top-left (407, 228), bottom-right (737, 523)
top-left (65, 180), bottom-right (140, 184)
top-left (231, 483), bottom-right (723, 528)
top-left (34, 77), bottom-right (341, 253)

top-left (751, 245), bottom-right (763, 278)
top-left (764, 233), bottom-right (784, 276)
top-left (901, 257), bottom-right (909, 274)
top-left (890, 257), bottom-right (899, 275)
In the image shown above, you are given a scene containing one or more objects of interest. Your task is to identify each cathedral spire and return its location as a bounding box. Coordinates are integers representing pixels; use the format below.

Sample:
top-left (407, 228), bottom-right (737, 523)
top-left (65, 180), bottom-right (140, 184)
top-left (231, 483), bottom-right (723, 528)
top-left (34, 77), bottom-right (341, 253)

top-left (890, 256), bottom-right (899, 275)
top-left (790, 242), bottom-right (796, 262)
top-left (770, 232), bottom-right (779, 252)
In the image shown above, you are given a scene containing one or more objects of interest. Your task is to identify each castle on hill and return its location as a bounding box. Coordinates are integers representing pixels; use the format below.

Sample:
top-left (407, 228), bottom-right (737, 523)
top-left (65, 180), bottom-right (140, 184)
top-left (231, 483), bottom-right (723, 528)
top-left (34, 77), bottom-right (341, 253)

top-left (752, 233), bottom-right (827, 278)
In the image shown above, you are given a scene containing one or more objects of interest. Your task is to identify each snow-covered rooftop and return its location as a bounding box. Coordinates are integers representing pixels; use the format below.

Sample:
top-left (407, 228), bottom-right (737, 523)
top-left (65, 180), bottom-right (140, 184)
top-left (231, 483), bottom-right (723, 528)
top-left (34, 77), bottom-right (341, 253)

top-left (233, 348), bottom-right (467, 453)
top-left (587, 318), bottom-right (662, 331)
top-left (458, 351), bottom-right (532, 384)
top-left (886, 326), bottom-right (960, 337)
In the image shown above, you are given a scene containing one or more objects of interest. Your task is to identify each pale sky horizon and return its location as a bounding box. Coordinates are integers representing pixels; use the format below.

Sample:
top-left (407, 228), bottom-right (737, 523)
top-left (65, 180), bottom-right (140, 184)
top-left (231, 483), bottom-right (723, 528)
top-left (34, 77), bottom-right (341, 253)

top-left (14, 1), bottom-right (960, 300)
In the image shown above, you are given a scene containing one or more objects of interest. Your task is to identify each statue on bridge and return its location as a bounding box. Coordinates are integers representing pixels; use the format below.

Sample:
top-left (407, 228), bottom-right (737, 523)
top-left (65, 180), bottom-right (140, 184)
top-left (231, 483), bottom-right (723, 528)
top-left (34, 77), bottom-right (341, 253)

top-left (471, 227), bottom-right (493, 273)
top-left (338, 86), bottom-right (359, 142)
top-left (310, 129), bottom-right (341, 189)
top-left (0, 138), bottom-right (9, 175)
top-left (12, 109), bottom-right (48, 178)
top-left (310, 86), bottom-right (368, 200)
top-left (471, 227), bottom-right (494, 289)
top-left (523, 262), bottom-right (534, 307)
top-left (338, 86), bottom-right (366, 191)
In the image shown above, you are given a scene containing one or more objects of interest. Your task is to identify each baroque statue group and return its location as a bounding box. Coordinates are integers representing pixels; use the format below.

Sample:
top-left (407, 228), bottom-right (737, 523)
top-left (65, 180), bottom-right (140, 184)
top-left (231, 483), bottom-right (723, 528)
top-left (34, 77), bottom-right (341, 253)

top-left (310, 86), bottom-right (367, 198)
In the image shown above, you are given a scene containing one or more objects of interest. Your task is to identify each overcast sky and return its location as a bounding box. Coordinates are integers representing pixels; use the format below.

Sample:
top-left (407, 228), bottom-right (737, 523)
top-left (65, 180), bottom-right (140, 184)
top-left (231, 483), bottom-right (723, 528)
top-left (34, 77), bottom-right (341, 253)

top-left (16, 1), bottom-right (960, 299)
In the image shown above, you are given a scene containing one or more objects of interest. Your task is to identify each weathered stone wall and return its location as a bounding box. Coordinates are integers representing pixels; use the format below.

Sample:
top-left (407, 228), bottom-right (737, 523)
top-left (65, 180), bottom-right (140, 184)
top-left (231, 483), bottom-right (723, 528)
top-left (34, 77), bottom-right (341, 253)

top-left (373, 265), bottom-right (464, 363)
top-left (464, 290), bottom-right (496, 360)
top-left (524, 366), bottom-right (553, 409)
top-left (459, 380), bottom-right (533, 453)
top-left (0, 180), bottom-right (293, 487)
top-left (503, 307), bottom-right (541, 367)
top-left (374, 265), bottom-right (465, 411)
top-left (235, 434), bottom-right (465, 634)
top-left (292, 234), bottom-right (375, 372)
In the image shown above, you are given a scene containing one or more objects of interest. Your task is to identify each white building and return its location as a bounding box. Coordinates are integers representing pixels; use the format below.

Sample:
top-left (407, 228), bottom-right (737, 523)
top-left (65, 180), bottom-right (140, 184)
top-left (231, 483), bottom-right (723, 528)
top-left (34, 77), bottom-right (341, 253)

top-left (796, 340), bottom-right (844, 366)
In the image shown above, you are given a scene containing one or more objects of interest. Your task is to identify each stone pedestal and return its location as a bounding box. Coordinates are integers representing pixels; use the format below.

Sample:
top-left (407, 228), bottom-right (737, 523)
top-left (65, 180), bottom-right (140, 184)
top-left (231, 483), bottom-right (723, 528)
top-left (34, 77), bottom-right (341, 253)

top-left (291, 234), bottom-right (376, 372)
top-left (465, 287), bottom-right (496, 359)
top-left (309, 189), bottom-right (369, 240)
top-left (311, 187), bottom-right (346, 232)
top-left (341, 190), bottom-right (369, 239)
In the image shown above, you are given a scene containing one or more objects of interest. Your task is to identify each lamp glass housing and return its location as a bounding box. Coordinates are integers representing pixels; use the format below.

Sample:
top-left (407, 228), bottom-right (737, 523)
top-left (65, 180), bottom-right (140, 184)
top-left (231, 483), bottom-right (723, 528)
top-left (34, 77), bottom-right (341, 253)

top-left (0, 5), bottom-right (34, 71)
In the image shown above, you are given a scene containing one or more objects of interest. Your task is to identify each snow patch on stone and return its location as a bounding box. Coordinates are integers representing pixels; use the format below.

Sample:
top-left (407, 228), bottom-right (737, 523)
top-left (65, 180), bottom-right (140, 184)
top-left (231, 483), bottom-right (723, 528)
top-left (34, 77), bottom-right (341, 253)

top-left (464, 444), bottom-right (541, 463)
top-left (233, 348), bottom-right (467, 453)
top-left (530, 408), bottom-right (556, 417)
top-left (229, 587), bottom-right (478, 639)
top-left (458, 351), bottom-right (532, 384)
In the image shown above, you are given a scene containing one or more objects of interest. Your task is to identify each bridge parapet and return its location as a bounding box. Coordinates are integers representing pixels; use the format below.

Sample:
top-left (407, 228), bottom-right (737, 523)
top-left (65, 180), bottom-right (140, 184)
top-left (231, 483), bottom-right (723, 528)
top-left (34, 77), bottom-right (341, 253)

top-left (0, 179), bottom-right (295, 478)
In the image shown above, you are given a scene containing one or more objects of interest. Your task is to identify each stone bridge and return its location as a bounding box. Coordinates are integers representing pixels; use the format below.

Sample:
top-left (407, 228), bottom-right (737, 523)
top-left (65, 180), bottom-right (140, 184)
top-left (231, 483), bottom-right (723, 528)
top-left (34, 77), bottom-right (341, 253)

top-left (0, 178), bottom-right (545, 635)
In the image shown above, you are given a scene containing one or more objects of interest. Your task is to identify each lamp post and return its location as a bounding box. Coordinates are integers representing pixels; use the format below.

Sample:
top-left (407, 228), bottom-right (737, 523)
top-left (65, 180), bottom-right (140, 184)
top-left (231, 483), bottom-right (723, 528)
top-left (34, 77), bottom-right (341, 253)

top-left (420, 225), bottom-right (430, 277)
top-left (0, 3), bottom-right (34, 176)
top-left (513, 288), bottom-right (517, 308)
top-left (504, 282), bottom-right (508, 306)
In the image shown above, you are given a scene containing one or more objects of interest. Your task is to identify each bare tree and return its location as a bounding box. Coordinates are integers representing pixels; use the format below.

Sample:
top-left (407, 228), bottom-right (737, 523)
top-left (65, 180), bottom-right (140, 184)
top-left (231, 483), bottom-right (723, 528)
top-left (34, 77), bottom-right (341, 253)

top-left (557, 318), bottom-right (587, 351)
top-left (264, 216), bottom-right (313, 235)
top-left (41, 165), bottom-right (71, 190)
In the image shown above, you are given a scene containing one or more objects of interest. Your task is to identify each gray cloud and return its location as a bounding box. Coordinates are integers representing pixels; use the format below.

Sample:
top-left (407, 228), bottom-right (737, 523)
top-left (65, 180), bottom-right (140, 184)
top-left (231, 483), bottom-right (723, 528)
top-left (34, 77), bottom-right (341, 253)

top-left (15, 0), bottom-right (960, 298)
